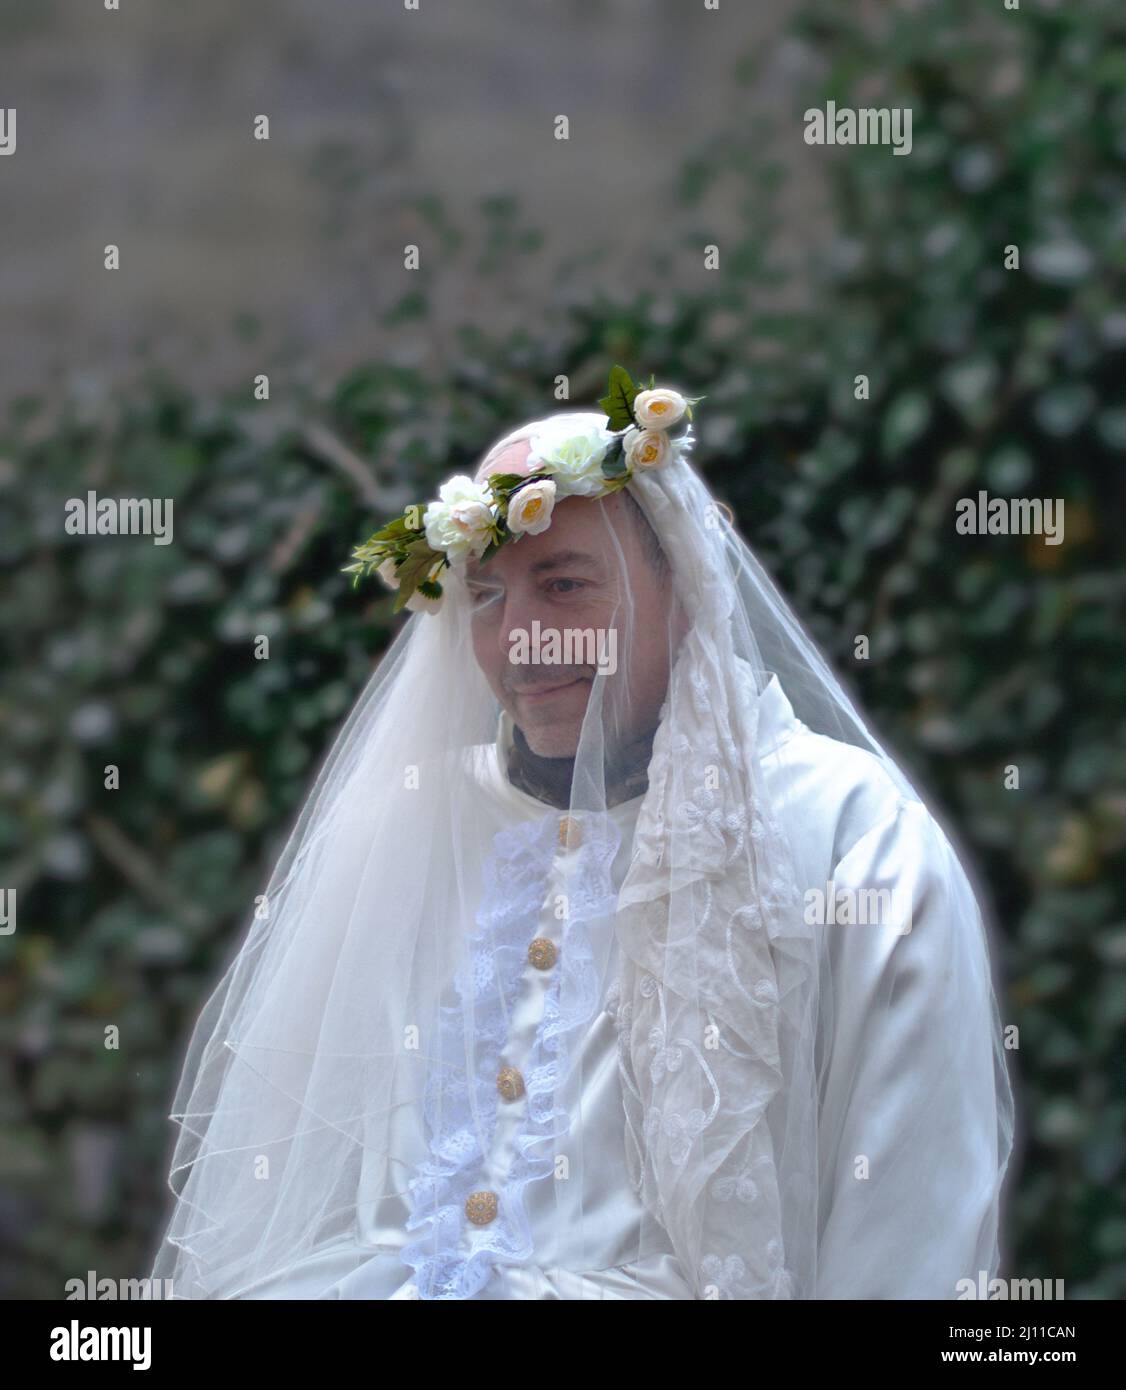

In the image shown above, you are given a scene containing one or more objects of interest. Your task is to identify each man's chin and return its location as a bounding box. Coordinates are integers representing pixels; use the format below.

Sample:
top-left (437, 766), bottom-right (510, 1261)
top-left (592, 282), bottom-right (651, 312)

top-left (510, 680), bottom-right (591, 757)
top-left (514, 720), bottom-right (581, 760)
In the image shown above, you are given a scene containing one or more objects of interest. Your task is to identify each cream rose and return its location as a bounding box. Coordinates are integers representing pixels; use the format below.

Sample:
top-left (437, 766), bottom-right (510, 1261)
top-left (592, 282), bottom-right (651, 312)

top-left (623, 426), bottom-right (672, 471)
top-left (423, 475), bottom-right (496, 563)
top-left (507, 478), bottom-right (557, 535)
top-left (632, 388), bottom-right (687, 431)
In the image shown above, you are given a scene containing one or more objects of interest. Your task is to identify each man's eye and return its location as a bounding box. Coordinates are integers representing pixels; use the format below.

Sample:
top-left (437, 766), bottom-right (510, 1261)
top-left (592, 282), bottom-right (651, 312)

top-left (469, 587), bottom-right (499, 605)
top-left (547, 578), bottom-right (585, 595)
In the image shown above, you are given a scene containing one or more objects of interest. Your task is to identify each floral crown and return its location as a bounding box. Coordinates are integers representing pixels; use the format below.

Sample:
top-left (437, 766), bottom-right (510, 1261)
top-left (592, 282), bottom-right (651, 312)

top-left (343, 364), bottom-right (703, 613)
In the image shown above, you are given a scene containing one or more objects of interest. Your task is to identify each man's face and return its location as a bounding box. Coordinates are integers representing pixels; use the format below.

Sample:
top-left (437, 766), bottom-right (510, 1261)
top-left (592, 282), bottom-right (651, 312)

top-left (466, 441), bottom-right (676, 759)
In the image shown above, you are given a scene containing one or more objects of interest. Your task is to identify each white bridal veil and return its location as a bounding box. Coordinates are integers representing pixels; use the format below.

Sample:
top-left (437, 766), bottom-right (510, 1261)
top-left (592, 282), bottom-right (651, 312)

top-left (151, 408), bottom-right (1015, 1299)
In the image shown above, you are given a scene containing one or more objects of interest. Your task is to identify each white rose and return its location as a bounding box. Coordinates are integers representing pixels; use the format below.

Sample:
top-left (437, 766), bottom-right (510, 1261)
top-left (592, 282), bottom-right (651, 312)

top-left (423, 475), bottom-right (496, 563)
top-left (632, 388), bottom-right (687, 431)
top-left (623, 426), bottom-right (671, 471)
top-left (527, 423), bottom-right (612, 498)
top-left (507, 478), bottom-right (556, 535)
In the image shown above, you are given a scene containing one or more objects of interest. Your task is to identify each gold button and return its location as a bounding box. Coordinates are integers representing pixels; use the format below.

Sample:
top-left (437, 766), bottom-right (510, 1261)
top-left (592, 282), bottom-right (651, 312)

top-left (558, 815), bottom-right (583, 850)
top-left (465, 1190), bottom-right (498, 1226)
top-left (496, 1065), bottom-right (525, 1102)
top-left (528, 936), bottom-right (558, 970)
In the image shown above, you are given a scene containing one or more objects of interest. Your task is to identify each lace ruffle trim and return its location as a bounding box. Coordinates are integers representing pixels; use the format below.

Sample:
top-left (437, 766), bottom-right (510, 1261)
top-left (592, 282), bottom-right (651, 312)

top-left (400, 811), bottom-right (621, 1299)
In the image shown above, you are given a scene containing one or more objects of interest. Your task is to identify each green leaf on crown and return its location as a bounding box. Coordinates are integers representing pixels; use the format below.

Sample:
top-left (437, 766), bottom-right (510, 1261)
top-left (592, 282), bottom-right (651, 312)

top-left (601, 436), bottom-right (629, 478)
top-left (377, 513), bottom-right (421, 542)
top-left (485, 471), bottom-right (527, 497)
top-left (599, 364), bottom-right (638, 431)
top-left (393, 539), bottom-right (445, 612)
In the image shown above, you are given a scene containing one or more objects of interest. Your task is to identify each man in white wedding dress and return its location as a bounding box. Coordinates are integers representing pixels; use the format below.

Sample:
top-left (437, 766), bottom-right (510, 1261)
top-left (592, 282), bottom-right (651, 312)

top-left (152, 370), bottom-right (1015, 1300)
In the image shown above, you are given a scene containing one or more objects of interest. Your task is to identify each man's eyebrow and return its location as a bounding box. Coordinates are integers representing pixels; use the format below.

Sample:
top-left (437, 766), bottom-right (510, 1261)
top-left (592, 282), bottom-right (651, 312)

top-left (526, 549), bottom-right (604, 575)
top-left (464, 549), bottom-right (605, 584)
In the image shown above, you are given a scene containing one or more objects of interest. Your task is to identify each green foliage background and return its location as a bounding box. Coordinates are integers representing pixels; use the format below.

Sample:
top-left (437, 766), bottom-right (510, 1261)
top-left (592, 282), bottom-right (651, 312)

top-left (2, 0), bottom-right (1123, 1297)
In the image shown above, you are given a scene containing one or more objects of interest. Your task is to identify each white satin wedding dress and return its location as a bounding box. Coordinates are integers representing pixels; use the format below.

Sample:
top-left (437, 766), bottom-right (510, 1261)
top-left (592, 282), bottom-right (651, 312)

top-left (229, 673), bottom-right (1007, 1300)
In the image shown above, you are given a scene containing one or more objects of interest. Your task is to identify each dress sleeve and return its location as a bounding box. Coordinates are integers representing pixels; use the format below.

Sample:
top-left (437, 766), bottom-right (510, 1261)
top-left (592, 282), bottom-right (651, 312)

top-left (813, 797), bottom-right (1013, 1299)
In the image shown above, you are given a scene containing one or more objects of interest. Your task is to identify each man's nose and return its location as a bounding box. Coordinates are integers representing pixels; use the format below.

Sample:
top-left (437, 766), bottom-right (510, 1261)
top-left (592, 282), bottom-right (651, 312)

top-left (497, 586), bottom-right (544, 659)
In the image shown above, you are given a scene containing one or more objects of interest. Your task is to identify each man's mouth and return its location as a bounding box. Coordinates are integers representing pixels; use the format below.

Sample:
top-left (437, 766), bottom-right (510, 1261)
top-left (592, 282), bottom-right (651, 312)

top-left (513, 676), bottom-right (589, 703)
